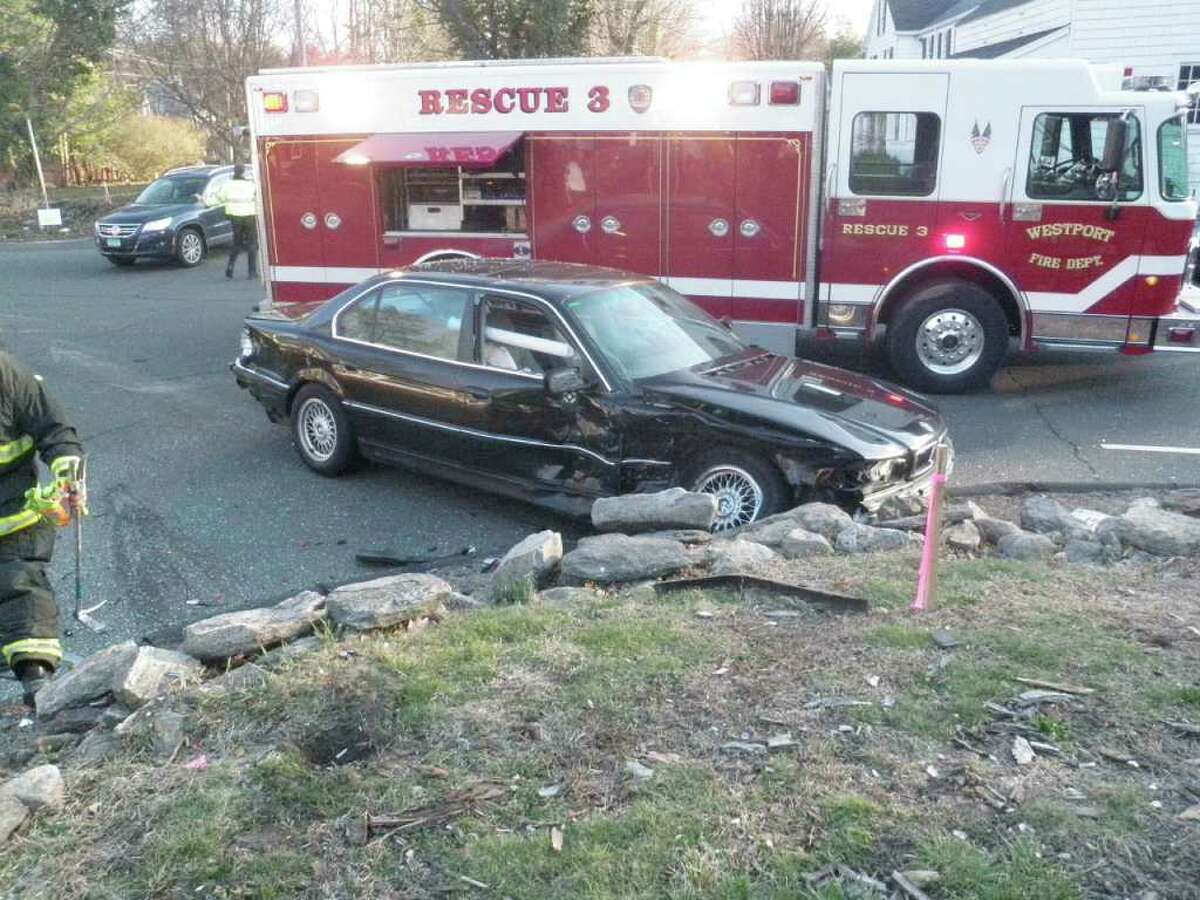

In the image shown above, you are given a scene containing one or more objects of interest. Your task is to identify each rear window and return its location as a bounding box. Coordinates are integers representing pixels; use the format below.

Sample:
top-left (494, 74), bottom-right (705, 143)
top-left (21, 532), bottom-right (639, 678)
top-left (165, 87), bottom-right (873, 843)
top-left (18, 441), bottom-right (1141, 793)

top-left (849, 112), bottom-right (941, 196)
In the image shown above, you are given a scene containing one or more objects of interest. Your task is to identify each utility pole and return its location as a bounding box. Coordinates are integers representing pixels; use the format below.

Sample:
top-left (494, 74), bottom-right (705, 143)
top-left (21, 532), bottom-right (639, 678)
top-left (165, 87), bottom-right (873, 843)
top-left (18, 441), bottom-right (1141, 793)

top-left (26, 117), bottom-right (50, 208)
top-left (294, 0), bottom-right (308, 66)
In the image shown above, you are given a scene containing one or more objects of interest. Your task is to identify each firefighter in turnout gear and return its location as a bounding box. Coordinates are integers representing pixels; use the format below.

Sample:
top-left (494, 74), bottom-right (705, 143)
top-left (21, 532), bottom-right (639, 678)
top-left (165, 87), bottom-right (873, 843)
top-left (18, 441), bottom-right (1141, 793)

top-left (0, 350), bottom-right (85, 706)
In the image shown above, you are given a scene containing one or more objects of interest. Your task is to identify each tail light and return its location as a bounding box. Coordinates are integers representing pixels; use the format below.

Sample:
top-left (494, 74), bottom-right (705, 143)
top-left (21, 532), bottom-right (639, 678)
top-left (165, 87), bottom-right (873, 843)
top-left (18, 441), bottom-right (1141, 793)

top-left (769, 81), bottom-right (800, 105)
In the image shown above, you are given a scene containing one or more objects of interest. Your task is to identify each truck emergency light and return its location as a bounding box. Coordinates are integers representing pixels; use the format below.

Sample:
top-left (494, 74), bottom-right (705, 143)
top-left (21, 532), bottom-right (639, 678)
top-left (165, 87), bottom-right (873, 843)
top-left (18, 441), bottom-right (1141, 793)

top-left (944, 233), bottom-right (967, 251)
top-left (769, 81), bottom-right (800, 105)
top-left (293, 90), bottom-right (319, 113)
top-left (729, 81), bottom-right (761, 106)
top-left (262, 92), bottom-right (288, 113)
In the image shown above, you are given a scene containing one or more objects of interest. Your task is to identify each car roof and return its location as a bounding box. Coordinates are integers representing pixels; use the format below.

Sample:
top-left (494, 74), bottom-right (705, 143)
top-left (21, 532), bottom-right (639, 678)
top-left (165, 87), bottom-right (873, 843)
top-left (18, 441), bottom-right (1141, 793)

top-left (381, 259), bottom-right (657, 303)
top-left (163, 165), bottom-right (233, 178)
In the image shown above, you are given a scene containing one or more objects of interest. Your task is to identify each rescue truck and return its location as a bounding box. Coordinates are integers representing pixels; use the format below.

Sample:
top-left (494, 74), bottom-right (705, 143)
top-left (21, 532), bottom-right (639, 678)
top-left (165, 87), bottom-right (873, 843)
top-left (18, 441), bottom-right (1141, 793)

top-left (245, 57), bottom-right (1200, 392)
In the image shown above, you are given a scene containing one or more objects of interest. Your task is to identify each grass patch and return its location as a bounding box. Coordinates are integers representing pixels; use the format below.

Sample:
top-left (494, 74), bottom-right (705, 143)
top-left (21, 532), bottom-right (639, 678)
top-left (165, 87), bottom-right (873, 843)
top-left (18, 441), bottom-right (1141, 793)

top-left (1143, 683), bottom-right (1200, 711)
top-left (866, 623), bottom-right (930, 650)
top-left (919, 835), bottom-right (1080, 899)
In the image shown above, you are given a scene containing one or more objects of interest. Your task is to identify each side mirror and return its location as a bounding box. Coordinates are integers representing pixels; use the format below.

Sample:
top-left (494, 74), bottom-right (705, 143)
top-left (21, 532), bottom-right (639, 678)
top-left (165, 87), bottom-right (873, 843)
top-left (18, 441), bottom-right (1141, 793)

top-left (545, 367), bottom-right (588, 398)
top-left (1101, 117), bottom-right (1128, 172)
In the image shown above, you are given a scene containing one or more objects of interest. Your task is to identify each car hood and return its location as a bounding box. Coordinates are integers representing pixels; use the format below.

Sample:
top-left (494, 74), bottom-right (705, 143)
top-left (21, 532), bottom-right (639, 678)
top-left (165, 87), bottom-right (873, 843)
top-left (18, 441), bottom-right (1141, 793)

top-left (640, 352), bottom-right (946, 458)
top-left (98, 203), bottom-right (198, 224)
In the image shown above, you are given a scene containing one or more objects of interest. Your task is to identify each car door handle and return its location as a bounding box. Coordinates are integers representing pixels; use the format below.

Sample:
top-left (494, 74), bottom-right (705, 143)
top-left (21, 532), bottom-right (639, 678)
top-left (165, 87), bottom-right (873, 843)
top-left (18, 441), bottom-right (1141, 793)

top-left (465, 386), bottom-right (491, 400)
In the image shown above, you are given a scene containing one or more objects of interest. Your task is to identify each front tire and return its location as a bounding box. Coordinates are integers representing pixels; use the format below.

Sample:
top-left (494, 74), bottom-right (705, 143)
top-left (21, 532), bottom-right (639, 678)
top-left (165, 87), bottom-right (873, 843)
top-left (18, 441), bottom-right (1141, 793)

top-left (689, 450), bottom-right (789, 533)
top-left (292, 385), bottom-right (354, 476)
top-left (884, 280), bottom-right (1009, 393)
top-left (175, 228), bottom-right (206, 267)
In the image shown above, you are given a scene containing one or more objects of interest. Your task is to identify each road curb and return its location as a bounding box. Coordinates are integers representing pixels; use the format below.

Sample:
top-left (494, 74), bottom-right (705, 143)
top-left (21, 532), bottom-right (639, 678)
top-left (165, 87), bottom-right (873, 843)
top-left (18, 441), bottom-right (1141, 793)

top-left (950, 481), bottom-right (1200, 497)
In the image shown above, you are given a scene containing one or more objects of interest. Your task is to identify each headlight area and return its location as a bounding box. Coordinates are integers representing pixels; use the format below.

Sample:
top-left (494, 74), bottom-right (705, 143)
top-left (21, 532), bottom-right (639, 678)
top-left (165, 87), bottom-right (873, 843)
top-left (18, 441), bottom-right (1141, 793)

top-left (832, 457), bottom-right (909, 489)
top-left (141, 217), bottom-right (173, 233)
top-left (239, 328), bottom-right (256, 360)
top-left (773, 452), bottom-right (907, 495)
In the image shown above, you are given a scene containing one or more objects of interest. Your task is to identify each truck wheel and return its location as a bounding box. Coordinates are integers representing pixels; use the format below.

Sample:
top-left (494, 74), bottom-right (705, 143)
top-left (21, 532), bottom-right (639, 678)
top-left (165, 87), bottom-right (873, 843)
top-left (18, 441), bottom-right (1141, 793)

top-left (884, 280), bottom-right (1009, 393)
top-left (175, 227), bottom-right (206, 267)
top-left (689, 450), bottom-right (789, 533)
top-left (292, 385), bottom-right (354, 476)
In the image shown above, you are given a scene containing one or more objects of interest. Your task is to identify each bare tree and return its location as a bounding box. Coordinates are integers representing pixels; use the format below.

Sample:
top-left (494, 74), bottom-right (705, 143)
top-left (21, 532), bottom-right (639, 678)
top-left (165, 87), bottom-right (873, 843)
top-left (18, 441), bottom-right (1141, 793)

top-left (122, 0), bottom-right (288, 159)
top-left (733, 0), bottom-right (827, 61)
top-left (315, 0), bottom-right (446, 64)
top-left (591, 0), bottom-right (700, 58)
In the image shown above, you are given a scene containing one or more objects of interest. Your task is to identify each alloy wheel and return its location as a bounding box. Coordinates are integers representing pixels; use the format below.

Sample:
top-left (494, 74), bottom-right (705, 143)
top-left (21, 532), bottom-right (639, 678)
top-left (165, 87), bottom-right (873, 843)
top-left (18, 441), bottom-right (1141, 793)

top-left (298, 397), bottom-right (338, 462)
top-left (694, 465), bottom-right (764, 532)
top-left (179, 231), bottom-right (203, 265)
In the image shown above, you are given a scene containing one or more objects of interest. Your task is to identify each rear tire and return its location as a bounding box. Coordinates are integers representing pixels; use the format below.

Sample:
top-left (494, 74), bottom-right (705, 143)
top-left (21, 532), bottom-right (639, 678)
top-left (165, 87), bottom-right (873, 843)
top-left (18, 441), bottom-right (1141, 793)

top-left (884, 279), bottom-right (1009, 394)
top-left (175, 227), bottom-right (206, 267)
top-left (106, 256), bottom-right (136, 267)
top-left (688, 449), bottom-right (789, 533)
top-left (292, 384), bottom-right (354, 476)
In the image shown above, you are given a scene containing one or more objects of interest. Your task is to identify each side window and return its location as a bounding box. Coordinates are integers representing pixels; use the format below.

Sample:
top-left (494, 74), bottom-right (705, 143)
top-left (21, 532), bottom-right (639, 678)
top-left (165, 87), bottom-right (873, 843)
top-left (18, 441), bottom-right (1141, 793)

top-left (203, 173), bottom-right (231, 205)
top-left (479, 295), bottom-right (578, 376)
top-left (849, 112), bottom-right (941, 196)
top-left (373, 284), bottom-right (469, 360)
top-left (336, 290), bottom-right (379, 342)
top-left (1027, 113), bottom-right (1143, 202)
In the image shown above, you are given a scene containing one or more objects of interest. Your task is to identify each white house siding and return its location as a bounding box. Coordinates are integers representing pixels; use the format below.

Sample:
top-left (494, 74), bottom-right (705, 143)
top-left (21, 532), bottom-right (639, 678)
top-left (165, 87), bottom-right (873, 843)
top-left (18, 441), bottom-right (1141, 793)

top-left (954, 0), bottom-right (1071, 55)
top-left (864, 0), bottom-right (896, 58)
top-left (1068, 0), bottom-right (1200, 194)
top-left (1009, 29), bottom-right (1070, 57)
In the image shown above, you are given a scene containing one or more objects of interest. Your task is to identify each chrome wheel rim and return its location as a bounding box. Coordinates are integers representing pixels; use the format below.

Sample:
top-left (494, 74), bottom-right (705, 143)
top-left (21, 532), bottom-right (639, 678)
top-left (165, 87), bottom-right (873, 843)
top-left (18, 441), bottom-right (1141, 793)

top-left (915, 308), bottom-right (984, 376)
top-left (298, 398), bottom-right (338, 462)
top-left (180, 232), bottom-right (203, 265)
top-left (694, 466), bottom-right (763, 532)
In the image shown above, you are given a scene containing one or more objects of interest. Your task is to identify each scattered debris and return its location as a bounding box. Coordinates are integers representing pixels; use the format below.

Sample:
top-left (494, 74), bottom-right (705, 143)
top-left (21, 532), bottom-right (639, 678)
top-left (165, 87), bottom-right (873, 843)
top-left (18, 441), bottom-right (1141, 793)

top-left (550, 825), bottom-right (564, 853)
top-left (1178, 804), bottom-right (1200, 821)
top-left (624, 760), bottom-right (654, 780)
top-left (893, 869), bottom-right (937, 900)
top-left (1012, 737), bottom-right (1036, 766)
top-left (931, 629), bottom-right (959, 649)
top-left (537, 784), bottom-right (561, 799)
top-left (1015, 690), bottom-right (1075, 708)
top-left (346, 782), bottom-right (507, 844)
top-left (804, 697), bottom-right (870, 710)
top-left (183, 754), bottom-right (209, 771)
top-left (806, 864), bottom-right (888, 895)
top-left (1163, 720), bottom-right (1200, 737)
top-left (1014, 676), bottom-right (1095, 696)
top-left (766, 733), bottom-right (797, 752)
top-left (720, 741), bottom-right (767, 756)
top-left (654, 574), bottom-right (869, 613)
top-left (644, 751), bottom-right (682, 765)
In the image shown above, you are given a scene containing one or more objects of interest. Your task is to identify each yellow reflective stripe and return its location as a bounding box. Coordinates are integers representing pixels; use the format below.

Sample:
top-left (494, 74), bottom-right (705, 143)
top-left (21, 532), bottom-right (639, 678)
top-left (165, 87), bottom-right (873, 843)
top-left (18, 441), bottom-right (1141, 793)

top-left (0, 436), bottom-right (34, 465)
top-left (3, 638), bottom-right (63, 666)
top-left (0, 508), bottom-right (41, 537)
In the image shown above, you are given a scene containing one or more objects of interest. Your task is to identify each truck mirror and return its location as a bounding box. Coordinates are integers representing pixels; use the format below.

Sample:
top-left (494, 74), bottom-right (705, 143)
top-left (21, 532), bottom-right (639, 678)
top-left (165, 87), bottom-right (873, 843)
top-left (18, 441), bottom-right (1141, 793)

top-left (1101, 117), bottom-right (1128, 172)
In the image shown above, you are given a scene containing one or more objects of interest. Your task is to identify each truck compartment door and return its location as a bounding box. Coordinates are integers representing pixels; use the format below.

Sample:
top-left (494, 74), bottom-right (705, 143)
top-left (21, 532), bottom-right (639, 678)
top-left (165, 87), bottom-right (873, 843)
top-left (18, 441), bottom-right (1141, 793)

top-left (529, 135), bottom-right (597, 265)
top-left (592, 133), bottom-right (662, 276)
top-left (261, 140), bottom-right (323, 277)
top-left (314, 140), bottom-right (380, 283)
top-left (666, 134), bottom-right (735, 319)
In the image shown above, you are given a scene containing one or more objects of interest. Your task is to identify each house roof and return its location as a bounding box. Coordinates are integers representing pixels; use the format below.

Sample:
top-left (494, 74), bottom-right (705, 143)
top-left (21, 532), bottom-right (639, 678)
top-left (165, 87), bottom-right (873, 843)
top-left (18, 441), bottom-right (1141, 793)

top-left (958, 0), bottom-right (1035, 25)
top-left (926, 0), bottom-right (982, 28)
top-left (952, 25), bottom-right (1066, 58)
top-left (886, 0), bottom-right (961, 31)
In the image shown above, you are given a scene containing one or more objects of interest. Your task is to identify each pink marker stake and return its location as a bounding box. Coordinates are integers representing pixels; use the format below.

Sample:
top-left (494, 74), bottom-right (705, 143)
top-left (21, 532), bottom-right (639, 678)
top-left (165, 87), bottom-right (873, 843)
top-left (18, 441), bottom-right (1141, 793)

top-left (912, 445), bottom-right (951, 613)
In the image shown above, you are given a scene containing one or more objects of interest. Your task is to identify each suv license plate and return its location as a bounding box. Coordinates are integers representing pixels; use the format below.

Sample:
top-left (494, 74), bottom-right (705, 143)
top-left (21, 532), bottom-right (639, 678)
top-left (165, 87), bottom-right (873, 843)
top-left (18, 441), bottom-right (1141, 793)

top-left (105, 238), bottom-right (122, 248)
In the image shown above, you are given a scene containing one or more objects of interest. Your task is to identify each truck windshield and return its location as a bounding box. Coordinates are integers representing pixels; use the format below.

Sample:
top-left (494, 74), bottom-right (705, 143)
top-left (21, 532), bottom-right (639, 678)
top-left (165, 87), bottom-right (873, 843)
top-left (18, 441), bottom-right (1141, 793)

top-left (1159, 117), bottom-right (1191, 201)
top-left (136, 176), bottom-right (208, 205)
top-left (564, 283), bottom-right (746, 381)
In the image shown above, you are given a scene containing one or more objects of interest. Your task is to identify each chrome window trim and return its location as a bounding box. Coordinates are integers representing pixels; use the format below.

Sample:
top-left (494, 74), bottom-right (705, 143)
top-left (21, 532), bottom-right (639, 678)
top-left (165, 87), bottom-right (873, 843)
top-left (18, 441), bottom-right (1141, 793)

top-left (330, 275), bottom-right (614, 392)
top-left (343, 399), bottom-right (618, 466)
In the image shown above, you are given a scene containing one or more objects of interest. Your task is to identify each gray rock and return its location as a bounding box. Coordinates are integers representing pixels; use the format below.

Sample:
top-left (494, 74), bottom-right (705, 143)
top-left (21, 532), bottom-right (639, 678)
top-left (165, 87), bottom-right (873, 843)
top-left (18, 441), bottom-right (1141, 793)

top-left (1119, 498), bottom-right (1200, 556)
top-left (113, 647), bottom-right (203, 708)
top-left (1162, 489), bottom-right (1200, 518)
top-left (931, 629), bottom-right (959, 649)
top-left (1021, 495), bottom-right (1090, 542)
top-left (734, 517), bottom-right (803, 548)
top-left (181, 590), bottom-right (326, 661)
top-left (779, 528), bottom-right (834, 559)
top-left (38, 704), bottom-right (110, 736)
top-left (1064, 540), bottom-right (1106, 565)
top-left (997, 531), bottom-right (1056, 562)
top-left (834, 523), bottom-right (912, 554)
top-left (71, 730), bottom-right (122, 768)
top-left (0, 765), bottom-right (63, 811)
top-left (973, 514), bottom-right (1022, 545)
top-left (945, 519), bottom-right (982, 552)
top-left (592, 487), bottom-right (717, 533)
top-left (492, 530), bottom-right (563, 596)
top-left (560, 534), bottom-right (691, 584)
top-left (705, 539), bottom-right (778, 575)
top-left (537, 586), bottom-right (601, 606)
top-left (0, 796), bottom-right (28, 842)
top-left (256, 636), bottom-right (323, 670)
top-left (1069, 508), bottom-right (1113, 533)
top-left (35, 640), bottom-right (138, 719)
top-left (201, 663), bottom-right (268, 695)
top-left (874, 494), bottom-right (927, 521)
top-left (326, 573), bottom-right (453, 631)
top-left (791, 503), bottom-right (855, 540)
top-left (624, 759), bottom-right (654, 779)
top-left (152, 710), bottom-right (187, 760)
top-left (642, 529), bottom-right (713, 545)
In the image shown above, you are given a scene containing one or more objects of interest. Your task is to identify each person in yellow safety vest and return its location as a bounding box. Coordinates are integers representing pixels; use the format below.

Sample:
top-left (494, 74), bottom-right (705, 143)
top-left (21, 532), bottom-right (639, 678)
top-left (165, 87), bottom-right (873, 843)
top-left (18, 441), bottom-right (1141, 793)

top-left (209, 163), bottom-right (258, 279)
top-left (0, 350), bottom-right (85, 706)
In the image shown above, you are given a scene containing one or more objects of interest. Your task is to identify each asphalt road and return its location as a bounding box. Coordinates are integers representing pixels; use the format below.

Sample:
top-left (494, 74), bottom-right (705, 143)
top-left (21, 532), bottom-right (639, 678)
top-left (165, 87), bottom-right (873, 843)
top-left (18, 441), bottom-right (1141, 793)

top-left (2, 239), bottom-right (1200, 679)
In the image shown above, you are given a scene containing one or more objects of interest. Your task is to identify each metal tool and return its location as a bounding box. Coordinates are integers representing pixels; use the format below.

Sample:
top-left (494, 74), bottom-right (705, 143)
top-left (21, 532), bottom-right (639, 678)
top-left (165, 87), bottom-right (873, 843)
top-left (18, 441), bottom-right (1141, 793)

top-left (71, 460), bottom-right (107, 633)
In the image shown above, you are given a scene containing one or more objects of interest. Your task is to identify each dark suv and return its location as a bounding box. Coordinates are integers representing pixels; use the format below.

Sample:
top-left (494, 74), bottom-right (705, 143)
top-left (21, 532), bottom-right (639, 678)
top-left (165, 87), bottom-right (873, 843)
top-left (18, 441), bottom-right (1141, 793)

top-left (94, 165), bottom-right (236, 268)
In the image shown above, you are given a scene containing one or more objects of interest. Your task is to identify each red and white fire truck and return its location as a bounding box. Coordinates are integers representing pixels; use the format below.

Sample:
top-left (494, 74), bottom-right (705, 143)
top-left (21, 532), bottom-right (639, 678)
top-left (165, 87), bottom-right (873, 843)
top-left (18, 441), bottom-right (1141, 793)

top-left (245, 56), bottom-right (1200, 392)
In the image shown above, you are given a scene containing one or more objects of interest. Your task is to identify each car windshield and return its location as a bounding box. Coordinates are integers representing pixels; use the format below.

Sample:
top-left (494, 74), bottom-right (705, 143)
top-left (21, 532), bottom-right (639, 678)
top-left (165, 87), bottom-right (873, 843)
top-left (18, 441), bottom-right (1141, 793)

top-left (136, 176), bottom-right (208, 205)
top-left (563, 283), bottom-right (747, 380)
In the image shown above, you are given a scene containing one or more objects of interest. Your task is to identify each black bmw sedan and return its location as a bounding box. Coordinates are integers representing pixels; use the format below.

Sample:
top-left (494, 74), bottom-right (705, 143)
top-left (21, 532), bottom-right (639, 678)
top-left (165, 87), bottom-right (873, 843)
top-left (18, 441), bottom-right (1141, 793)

top-left (233, 260), bottom-right (950, 531)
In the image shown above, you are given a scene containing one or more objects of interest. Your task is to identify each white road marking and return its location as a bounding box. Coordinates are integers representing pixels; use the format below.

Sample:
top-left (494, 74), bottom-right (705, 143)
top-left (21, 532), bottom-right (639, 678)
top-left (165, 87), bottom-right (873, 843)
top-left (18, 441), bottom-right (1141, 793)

top-left (1100, 443), bottom-right (1200, 456)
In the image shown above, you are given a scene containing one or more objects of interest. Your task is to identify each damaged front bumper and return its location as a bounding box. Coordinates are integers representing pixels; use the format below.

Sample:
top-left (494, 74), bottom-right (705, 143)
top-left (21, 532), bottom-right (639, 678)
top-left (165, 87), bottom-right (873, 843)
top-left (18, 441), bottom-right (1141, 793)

top-left (855, 438), bottom-right (954, 514)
